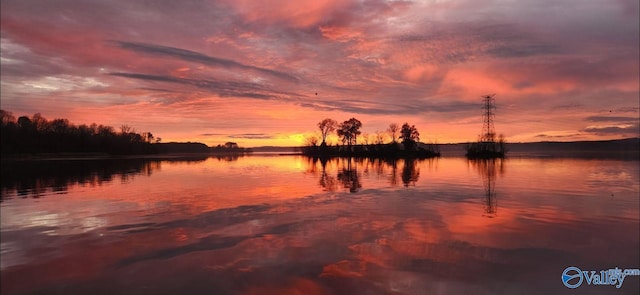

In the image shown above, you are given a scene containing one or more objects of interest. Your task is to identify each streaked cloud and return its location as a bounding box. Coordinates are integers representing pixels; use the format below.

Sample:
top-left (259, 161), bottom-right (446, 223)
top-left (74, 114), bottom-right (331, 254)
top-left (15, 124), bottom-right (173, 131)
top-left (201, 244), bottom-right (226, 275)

top-left (535, 134), bottom-right (581, 139)
top-left (112, 41), bottom-right (299, 82)
top-left (0, 0), bottom-right (637, 146)
top-left (108, 72), bottom-right (280, 100)
top-left (582, 123), bottom-right (640, 136)
top-left (228, 133), bottom-right (274, 140)
top-left (585, 116), bottom-right (639, 122)
top-left (200, 133), bottom-right (275, 139)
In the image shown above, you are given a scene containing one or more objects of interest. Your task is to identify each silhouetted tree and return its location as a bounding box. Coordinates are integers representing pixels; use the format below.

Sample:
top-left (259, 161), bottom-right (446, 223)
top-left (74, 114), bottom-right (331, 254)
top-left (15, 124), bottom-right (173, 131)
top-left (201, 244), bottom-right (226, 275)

top-left (1, 110), bottom-right (15, 125)
top-left (362, 132), bottom-right (370, 145)
top-left (144, 132), bottom-right (154, 143)
top-left (1, 110), bottom-right (17, 153)
top-left (17, 116), bottom-right (32, 128)
top-left (374, 130), bottom-right (385, 144)
top-left (337, 118), bottom-right (362, 151)
top-left (318, 118), bottom-right (338, 146)
top-left (0, 109), bottom-right (156, 155)
top-left (32, 113), bottom-right (47, 132)
top-left (400, 123), bottom-right (420, 151)
top-left (497, 134), bottom-right (507, 154)
top-left (306, 136), bottom-right (319, 147)
top-left (387, 123), bottom-right (399, 143)
top-left (302, 117), bottom-right (439, 159)
top-left (120, 124), bottom-right (134, 134)
top-left (225, 142), bottom-right (239, 149)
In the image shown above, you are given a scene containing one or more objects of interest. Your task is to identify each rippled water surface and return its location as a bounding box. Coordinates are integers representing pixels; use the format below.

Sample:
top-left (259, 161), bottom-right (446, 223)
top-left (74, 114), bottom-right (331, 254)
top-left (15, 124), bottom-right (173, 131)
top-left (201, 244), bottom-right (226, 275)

top-left (1, 155), bottom-right (639, 294)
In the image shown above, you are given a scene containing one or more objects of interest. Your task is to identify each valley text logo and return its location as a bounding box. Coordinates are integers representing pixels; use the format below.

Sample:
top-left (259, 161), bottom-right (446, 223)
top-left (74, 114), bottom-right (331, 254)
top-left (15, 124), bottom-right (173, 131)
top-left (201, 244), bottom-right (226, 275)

top-left (562, 266), bottom-right (640, 289)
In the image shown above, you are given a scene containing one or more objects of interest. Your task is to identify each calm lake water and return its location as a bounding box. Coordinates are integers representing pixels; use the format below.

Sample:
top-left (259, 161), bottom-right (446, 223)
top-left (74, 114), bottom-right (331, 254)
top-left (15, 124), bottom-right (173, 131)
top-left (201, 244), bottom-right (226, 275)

top-left (1, 155), bottom-right (639, 295)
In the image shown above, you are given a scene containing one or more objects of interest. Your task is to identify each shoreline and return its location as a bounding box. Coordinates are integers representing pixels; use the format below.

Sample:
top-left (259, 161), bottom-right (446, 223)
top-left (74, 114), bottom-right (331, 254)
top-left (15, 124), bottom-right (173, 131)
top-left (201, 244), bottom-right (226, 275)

top-left (0, 152), bottom-right (252, 162)
top-left (2, 147), bottom-right (637, 162)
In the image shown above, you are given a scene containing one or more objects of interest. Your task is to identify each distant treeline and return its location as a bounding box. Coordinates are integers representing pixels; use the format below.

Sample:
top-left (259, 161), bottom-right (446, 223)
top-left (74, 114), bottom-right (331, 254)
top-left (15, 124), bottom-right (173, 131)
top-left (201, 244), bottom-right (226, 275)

top-left (1, 110), bottom-right (156, 155)
top-left (1, 109), bottom-right (251, 156)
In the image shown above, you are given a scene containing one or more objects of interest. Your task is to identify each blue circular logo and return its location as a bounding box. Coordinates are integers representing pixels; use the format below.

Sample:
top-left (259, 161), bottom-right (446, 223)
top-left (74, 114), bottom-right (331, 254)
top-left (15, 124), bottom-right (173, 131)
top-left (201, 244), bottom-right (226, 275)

top-left (562, 267), bottom-right (584, 288)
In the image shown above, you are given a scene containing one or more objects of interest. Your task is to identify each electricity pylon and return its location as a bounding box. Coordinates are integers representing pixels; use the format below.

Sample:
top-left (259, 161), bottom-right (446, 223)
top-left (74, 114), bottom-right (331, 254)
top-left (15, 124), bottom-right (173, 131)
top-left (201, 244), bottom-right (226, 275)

top-left (481, 94), bottom-right (496, 143)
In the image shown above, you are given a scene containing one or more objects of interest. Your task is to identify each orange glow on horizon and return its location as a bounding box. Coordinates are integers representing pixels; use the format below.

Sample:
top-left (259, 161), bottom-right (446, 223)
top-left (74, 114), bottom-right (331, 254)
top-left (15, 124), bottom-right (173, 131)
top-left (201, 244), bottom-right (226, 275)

top-left (1, 0), bottom-right (637, 147)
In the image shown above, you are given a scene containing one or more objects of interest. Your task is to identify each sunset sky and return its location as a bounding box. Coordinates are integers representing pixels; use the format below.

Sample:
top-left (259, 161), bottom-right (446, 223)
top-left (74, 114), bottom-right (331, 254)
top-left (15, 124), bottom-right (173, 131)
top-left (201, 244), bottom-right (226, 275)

top-left (1, 0), bottom-right (638, 147)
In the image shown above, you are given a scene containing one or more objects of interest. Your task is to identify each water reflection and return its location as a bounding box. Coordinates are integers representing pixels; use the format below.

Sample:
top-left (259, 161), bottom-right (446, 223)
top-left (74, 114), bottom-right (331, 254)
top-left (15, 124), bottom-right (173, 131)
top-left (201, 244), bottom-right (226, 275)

top-left (213, 154), bottom-right (243, 162)
top-left (469, 159), bottom-right (505, 217)
top-left (387, 159), bottom-right (399, 186)
top-left (0, 156), bottom-right (214, 200)
top-left (312, 157), bottom-right (363, 193)
top-left (337, 158), bottom-right (362, 193)
top-left (1, 155), bottom-right (638, 295)
top-left (401, 158), bottom-right (420, 187)
top-left (317, 158), bottom-right (337, 192)
top-left (307, 157), bottom-right (437, 192)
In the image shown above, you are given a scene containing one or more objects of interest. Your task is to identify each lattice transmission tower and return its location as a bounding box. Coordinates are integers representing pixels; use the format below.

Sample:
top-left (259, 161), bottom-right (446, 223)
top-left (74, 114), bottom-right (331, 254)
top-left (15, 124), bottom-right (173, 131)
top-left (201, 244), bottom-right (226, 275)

top-left (480, 94), bottom-right (496, 143)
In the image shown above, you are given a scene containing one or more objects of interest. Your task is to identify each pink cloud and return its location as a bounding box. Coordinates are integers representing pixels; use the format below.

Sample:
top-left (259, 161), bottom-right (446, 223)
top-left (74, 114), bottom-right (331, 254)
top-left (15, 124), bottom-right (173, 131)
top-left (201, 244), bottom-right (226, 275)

top-left (1, 0), bottom-right (637, 145)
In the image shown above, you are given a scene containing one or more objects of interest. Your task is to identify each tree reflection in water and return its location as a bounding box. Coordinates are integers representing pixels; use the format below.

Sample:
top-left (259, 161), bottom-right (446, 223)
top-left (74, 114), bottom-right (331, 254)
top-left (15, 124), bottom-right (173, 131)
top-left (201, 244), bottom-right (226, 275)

top-left (0, 156), bottom-right (212, 200)
top-left (318, 158), bottom-right (337, 192)
top-left (337, 158), bottom-right (361, 193)
top-left (308, 157), bottom-right (439, 192)
top-left (387, 158), bottom-right (399, 187)
top-left (401, 158), bottom-right (420, 187)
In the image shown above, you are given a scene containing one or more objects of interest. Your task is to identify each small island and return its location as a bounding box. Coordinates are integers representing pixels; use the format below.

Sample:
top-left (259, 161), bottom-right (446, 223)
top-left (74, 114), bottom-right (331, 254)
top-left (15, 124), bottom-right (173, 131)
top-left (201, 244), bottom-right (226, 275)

top-left (465, 139), bottom-right (506, 159)
top-left (465, 94), bottom-right (507, 159)
top-left (301, 118), bottom-right (440, 159)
